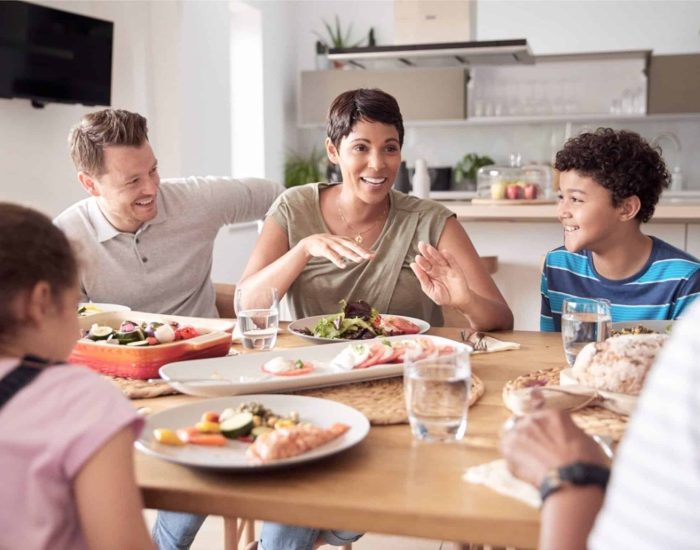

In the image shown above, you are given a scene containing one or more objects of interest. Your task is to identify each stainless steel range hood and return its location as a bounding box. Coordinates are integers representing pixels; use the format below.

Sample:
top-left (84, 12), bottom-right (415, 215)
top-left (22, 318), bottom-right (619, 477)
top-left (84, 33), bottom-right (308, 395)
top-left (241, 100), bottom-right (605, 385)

top-left (327, 39), bottom-right (534, 69)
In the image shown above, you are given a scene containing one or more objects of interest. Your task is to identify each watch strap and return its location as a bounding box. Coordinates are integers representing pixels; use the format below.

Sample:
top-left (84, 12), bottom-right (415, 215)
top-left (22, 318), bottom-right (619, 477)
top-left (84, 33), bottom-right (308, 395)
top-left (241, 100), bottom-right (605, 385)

top-left (539, 461), bottom-right (610, 503)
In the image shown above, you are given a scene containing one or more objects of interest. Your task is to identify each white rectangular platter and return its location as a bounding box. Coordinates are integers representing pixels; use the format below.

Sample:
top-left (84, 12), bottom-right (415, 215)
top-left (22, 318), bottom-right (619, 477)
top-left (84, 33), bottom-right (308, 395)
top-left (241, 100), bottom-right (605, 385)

top-left (160, 335), bottom-right (466, 397)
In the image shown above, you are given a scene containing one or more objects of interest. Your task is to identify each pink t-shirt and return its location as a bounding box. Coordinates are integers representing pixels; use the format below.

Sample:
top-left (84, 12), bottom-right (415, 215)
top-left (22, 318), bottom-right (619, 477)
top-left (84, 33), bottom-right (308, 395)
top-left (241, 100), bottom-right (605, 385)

top-left (0, 358), bottom-right (144, 550)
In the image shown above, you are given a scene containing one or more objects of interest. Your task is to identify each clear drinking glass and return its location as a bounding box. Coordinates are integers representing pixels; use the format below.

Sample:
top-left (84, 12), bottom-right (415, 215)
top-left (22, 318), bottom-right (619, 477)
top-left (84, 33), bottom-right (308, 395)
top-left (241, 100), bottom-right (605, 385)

top-left (234, 287), bottom-right (279, 350)
top-left (404, 349), bottom-right (471, 442)
top-left (561, 298), bottom-right (612, 367)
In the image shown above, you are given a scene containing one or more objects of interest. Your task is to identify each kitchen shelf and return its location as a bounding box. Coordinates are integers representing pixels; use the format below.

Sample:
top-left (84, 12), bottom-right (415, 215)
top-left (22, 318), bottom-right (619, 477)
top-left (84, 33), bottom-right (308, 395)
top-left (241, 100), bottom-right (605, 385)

top-left (327, 39), bottom-right (534, 68)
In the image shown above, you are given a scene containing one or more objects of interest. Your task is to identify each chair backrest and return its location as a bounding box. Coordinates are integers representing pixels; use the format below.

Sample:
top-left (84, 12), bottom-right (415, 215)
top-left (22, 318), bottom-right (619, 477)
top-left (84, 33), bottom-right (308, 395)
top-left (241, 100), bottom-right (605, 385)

top-left (214, 282), bottom-right (236, 319)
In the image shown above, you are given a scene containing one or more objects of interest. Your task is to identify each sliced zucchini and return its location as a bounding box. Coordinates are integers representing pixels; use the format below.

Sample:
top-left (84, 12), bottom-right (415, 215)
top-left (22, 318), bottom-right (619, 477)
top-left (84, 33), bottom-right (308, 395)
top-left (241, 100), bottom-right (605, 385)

top-left (88, 324), bottom-right (114, 341)
top-left (116, 328), bottom-right (146, 345)
top-left (220, 412), bottom-right (254, 439)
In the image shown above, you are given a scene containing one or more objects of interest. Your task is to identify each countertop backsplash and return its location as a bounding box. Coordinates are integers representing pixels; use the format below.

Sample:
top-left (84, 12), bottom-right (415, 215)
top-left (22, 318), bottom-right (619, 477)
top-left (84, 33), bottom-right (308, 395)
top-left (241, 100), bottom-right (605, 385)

top-left (298, 116), bottom-right (700, 192)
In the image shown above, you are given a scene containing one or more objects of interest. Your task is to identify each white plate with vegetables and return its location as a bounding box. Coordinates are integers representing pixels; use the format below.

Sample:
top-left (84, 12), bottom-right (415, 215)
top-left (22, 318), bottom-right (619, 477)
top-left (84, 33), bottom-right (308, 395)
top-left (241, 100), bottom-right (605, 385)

top-left (135, 394), bottom-right (370, 470)
top-left (288, 314), bottom-right (430, 344)
top-left (286, 300), bottom-right (430, 344)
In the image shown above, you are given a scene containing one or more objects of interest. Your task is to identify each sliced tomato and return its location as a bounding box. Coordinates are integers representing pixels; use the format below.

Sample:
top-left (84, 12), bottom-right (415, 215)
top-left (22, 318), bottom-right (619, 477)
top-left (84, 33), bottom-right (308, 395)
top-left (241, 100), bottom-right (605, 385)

top-left (438, 345), bottom-right (456, 356)
top-left (274, 361), bottom-right (315, 376)
top-left (377, 342), bottom-right (402, 364)
top-left (179, 326), bottom-right (199, 340)
top-left (355, 343), bottom-right (387, 369)
top-left (382, 316), bottom-right (421, 335)
top-left (268, 361), bottom-right (315, 377)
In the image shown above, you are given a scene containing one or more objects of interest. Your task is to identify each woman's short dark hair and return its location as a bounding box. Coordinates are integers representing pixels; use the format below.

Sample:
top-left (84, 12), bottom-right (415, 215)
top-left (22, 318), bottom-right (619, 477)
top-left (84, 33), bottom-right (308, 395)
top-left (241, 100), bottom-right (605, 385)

top-left (0, 203), bottom-right (78, 338)
top-left (326, 88), bottom-right (404, 148)
top-left (555, 128), bottom-right (670, 223)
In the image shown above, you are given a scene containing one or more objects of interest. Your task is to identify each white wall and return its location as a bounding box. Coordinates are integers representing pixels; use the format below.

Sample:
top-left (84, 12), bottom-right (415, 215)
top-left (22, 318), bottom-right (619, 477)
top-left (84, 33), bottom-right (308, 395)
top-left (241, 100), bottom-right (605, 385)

top-left (0, 1), bottom-right (152, 216)
top-left (476, 0), bottom-right (700, 55)
top-left (0, 0), bottom-right (233, 218)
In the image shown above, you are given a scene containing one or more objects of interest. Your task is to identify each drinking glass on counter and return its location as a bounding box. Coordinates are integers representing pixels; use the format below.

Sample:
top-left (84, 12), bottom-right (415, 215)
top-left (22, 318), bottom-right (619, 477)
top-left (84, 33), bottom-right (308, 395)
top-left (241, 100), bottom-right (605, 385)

top-left (404, 349), bottom-right (471, 442)
top-left (561, 298), bottom-right (612, 367)
top-left (234, 287), bottom-right (279, 350)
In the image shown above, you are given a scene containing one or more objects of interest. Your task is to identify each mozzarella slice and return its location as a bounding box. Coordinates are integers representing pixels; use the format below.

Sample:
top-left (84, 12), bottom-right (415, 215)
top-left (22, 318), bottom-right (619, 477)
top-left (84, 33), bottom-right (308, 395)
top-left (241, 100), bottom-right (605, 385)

top-left (263, 356), bottom-right (296, 373)
top-left (330, 343), bottom-right (370, 370)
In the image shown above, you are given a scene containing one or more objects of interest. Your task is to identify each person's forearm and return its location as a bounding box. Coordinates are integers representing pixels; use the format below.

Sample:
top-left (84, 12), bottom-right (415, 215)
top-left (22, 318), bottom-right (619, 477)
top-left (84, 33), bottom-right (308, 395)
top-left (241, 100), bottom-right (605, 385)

top-left (238, 243), bottom-right (310, 299)
top-left (456, 292), bottom-right (514, 331)
top-left (539, 486), bottom-right (605, 550)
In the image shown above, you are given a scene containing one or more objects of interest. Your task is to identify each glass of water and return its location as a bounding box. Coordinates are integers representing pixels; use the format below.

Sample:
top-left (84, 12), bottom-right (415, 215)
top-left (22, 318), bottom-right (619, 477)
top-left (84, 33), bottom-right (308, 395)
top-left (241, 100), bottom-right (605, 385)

top-left (234, 287), bottom-right (279, 350)
top-left (404, 349), bottom-right (471, 442)
top-left (561, 298), bottom-right (612, 367)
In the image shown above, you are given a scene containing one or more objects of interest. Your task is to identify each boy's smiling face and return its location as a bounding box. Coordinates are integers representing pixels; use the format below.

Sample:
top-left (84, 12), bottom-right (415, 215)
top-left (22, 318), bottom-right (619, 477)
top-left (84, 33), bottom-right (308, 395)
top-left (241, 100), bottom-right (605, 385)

top-left (557, 171), bottom-right (629, 253)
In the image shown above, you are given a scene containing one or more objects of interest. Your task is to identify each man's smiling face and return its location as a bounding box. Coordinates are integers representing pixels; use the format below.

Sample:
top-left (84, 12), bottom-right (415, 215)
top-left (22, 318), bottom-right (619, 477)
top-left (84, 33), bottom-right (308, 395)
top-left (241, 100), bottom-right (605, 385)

top-left (82, 141), bottom-right (160, 233)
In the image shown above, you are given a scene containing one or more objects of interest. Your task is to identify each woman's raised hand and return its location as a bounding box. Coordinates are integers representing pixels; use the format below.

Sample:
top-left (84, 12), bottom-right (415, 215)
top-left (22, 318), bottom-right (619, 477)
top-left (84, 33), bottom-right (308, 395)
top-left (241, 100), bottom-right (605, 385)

top-left (299, 234), bottom-right (375, 269)
top-left (410, 242), bottom-right (474, 309)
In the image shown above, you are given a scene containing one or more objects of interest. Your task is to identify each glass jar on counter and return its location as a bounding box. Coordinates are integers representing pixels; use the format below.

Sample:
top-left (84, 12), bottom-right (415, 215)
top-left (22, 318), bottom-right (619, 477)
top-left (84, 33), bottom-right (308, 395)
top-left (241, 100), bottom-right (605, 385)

top-left (476, 155), bottom-right (552, 200)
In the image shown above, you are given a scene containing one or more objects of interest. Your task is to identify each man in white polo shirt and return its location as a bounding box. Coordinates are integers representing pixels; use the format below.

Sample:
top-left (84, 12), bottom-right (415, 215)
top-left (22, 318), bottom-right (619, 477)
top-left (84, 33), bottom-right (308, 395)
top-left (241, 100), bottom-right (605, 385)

top-left (54, 108), bottom-right (283, 549)
top-left (55, 108), bottom-right (282, 318)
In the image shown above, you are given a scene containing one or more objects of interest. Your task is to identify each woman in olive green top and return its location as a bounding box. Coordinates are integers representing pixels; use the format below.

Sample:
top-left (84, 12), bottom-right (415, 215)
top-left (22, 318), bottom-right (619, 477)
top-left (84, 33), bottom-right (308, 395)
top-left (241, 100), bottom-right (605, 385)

top-left (239, 88), bottom-right (513, 331)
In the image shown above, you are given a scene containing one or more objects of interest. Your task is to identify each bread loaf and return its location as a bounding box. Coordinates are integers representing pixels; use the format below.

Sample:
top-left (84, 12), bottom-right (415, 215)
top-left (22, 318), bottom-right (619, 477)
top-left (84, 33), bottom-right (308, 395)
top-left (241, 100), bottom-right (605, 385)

top-left (571, 333), bottom-right (667, 395)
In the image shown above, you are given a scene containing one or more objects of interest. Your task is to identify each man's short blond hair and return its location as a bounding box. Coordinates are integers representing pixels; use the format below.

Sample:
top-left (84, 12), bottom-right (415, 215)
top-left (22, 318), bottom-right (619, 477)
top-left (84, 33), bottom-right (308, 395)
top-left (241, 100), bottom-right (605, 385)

top-left (68, 109), bottom-right (149, 176)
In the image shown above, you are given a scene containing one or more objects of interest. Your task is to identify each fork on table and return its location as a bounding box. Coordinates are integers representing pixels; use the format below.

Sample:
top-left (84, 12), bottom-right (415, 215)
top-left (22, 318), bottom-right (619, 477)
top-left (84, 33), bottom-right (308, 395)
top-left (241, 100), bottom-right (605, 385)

top-left (460, 330), bottom-right (488, 352)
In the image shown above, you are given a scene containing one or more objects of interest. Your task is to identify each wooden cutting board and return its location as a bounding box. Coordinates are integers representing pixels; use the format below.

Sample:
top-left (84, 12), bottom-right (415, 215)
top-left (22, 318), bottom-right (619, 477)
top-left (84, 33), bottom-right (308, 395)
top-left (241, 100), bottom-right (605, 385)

top-left (470, 198), bottom-right (557, 205)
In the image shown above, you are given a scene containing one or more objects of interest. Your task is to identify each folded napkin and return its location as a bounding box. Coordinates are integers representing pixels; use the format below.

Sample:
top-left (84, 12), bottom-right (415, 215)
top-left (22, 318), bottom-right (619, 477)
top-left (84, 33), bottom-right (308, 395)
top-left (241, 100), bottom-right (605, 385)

top-left (503, 384), bottom-right (636, 416)
top-left (464, 459), bottom-right (540, 508)
top-left (467, 334), bottom-right (521, 354)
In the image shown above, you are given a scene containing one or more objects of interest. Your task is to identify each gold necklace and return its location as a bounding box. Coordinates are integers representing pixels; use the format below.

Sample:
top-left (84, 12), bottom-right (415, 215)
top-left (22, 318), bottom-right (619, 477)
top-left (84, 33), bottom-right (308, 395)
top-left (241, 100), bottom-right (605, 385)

top-left (336, 199), bottom-right (388, 245)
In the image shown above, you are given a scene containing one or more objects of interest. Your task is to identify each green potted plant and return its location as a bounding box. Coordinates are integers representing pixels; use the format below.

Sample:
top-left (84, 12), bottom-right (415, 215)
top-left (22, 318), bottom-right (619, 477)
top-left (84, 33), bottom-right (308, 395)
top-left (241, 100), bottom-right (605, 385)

top-left (314, 16), bottom-right (365, 68)
top-left (453, 153), bottom-right (495, 191)
top-left (284, 148), bottom-right (325, 188)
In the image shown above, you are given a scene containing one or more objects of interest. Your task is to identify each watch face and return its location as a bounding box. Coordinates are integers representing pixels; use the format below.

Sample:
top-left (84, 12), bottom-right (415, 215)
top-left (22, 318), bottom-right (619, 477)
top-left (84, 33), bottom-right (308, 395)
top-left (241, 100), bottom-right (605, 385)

top-left (540, 462), bottom-right (611, 503)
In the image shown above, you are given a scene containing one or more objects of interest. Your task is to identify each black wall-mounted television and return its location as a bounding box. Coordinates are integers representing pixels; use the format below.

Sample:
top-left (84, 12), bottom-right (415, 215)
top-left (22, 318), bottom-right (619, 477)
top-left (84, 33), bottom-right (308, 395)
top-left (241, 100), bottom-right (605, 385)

top-left (0, 1), bottom-right (113, 108)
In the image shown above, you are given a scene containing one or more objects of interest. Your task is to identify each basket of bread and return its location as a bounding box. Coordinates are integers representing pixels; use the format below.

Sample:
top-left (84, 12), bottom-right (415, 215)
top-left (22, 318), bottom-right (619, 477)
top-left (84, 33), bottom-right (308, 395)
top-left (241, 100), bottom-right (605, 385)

top-left (503, 330), bottom-right (669, 440)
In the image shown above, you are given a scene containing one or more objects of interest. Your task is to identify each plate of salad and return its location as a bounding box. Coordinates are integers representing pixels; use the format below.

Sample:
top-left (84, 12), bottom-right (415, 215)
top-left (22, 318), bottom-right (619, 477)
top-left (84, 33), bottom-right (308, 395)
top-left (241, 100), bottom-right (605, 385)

top-left (287, 300), bottom-right (430, 344)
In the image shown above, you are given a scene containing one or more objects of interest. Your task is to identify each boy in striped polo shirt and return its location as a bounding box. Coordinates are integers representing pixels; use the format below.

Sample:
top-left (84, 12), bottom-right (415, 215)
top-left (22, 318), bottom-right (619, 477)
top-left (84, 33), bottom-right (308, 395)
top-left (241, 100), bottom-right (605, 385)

top-left (541, 128), bottom-right (700, 331)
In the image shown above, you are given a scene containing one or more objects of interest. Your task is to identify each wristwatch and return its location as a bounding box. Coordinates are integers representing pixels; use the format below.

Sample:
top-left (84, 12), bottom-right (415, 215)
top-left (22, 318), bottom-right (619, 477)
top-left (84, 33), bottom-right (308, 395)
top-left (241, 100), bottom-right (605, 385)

top-left (539, 461), bottom-right (610, 503)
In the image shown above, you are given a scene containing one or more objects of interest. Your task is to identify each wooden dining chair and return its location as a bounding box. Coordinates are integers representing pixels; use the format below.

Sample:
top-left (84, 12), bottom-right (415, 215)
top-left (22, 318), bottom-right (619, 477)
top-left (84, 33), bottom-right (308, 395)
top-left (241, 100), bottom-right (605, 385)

top-left (215, 282), bottom-right (236, 319)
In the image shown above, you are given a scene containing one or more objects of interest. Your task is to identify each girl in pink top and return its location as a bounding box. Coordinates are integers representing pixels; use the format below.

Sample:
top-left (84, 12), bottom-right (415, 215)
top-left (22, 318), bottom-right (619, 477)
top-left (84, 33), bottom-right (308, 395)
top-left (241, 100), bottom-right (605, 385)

top-left (0, 203), bottom-right (153, 550)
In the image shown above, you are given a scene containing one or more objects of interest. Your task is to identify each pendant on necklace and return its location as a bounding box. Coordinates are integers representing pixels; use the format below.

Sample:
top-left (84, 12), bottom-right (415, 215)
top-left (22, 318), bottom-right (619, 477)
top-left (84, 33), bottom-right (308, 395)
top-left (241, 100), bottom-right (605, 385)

top-left (355, 235), bottom-right (363, 244)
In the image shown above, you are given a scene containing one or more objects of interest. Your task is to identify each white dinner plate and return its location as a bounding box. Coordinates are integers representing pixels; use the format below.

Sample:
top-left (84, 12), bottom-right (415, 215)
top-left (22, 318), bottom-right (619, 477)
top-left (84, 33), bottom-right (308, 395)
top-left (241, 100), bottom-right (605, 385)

top-left (159, 335), bottom-right (466, 397)
top-left (611, 320), bottom-right (674, 334)
top-left (78, 302), bottom-right (131, 316)
top-left (287, 314), bottom-right (430, 344)
top-left (135, 394), bottom-right (370, 470)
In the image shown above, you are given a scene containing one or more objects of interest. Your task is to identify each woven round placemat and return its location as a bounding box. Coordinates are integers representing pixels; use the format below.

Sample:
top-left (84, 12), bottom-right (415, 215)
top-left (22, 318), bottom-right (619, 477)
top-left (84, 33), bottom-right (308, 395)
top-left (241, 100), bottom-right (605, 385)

top-left (502, 367), bottom-right (629, 441)
top-left (294, 374), bottom-right (484, 425)
top-left (103, 375), bottom-right (179, 399)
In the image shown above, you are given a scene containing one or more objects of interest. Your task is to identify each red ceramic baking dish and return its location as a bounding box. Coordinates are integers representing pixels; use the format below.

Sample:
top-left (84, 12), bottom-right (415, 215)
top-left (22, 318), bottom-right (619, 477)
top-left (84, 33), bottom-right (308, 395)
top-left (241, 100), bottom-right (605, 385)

top-left (70, 311), bottom-right (234, 379)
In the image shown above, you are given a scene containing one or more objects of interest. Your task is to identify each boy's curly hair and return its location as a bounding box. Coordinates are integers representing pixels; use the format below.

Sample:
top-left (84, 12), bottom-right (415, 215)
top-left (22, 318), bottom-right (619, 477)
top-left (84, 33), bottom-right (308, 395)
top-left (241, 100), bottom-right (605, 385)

top-left (555, 128), bottom-right (670, 223)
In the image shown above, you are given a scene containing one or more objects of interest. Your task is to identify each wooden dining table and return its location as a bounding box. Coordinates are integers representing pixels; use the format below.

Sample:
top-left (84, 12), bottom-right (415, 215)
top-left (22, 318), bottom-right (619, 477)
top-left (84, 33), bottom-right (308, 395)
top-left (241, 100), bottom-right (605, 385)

top-left (134, 327), bottom-right (566, 549)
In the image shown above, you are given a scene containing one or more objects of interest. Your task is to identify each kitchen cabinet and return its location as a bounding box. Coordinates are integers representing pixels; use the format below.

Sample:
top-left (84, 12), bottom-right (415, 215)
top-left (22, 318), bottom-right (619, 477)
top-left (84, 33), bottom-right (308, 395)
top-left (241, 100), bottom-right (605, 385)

top-left (299, 67), bottom-right (466, 125)
top-left (648, 54), bottom-right (700, 114)
top-left (299, 48), bottom-right (655, 127)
